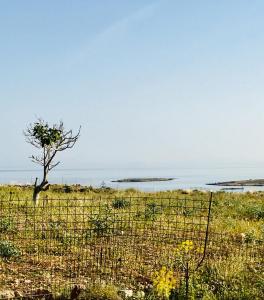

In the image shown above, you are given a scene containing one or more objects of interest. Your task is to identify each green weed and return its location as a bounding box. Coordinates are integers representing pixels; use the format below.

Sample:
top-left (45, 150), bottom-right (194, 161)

top-left (0, 240), bottom-right (21, 258)
top-left (112, 198), bottom-right (131, 209)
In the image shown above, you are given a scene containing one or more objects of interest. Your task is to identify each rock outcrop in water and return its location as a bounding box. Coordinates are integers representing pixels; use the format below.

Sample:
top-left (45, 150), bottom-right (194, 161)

top-left (112, 178), bottom-right (174, 183)
top-left (207, 179), bottom-right (264, 186)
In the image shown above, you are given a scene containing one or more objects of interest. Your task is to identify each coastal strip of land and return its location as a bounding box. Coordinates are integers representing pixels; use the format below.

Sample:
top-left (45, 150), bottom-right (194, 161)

top-left (111, 177), bottom-right (174, 183)
top-left (207, 179), bottom-right (264, 186)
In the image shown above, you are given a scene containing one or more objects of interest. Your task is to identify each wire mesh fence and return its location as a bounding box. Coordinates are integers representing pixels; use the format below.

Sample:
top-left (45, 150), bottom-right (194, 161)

top-left (0, 193), bottom-right (263, 299)
top-left (0, 195), bottom-right (211, 296)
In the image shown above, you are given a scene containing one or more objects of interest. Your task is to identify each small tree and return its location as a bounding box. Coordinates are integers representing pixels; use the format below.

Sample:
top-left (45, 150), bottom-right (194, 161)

top-left (24, 119), bottom-right (81, 203)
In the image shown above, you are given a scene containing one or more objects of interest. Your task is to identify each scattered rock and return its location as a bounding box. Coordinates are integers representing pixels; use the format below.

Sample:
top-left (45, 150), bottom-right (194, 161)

top-left (24, 279), bottom-right (32, 284)
top-left (119, 289), bottom-right (133, 298)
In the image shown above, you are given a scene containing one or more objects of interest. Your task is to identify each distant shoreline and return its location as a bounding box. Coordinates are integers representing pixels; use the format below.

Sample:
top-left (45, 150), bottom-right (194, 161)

top-left (207, 179), bottom-right (264, 186)
top-left (111, 177), bottom-right (174, 183)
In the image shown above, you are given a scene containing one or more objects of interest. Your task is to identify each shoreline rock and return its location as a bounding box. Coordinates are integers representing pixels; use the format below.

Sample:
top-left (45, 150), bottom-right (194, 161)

top-left (207, 179), bottom-right (264, 187)
top-left (111, 178), bottom-right (174, 183)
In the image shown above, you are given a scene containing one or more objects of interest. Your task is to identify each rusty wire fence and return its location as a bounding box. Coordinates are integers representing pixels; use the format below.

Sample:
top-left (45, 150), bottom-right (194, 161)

top-left (0, 194), bottom-right (263, 299)
top-left (0, 194), bottom-right (212, 297)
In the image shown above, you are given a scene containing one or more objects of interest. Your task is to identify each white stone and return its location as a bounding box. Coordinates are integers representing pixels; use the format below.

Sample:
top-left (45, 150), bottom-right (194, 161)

top-left (24, 279), bottom-right (32, 284)
top-left (119, 289), bottom-right (133, 298)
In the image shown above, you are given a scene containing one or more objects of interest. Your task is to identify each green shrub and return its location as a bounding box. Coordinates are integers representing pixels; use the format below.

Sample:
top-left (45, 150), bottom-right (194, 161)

top-left (112, 198), bottom-right (131, 209)
top-left (144, 202), bottom-right (162, 221)
top-left (89, 208), bottom-right (115, 237)
top-left (0, 217), bottom-right (14, 233)
top-left (81, 283), bottom-right (122, 300)
top-left (249, 206), bottom-right (264, 220)
top-left (0, 240), bottom-right (21, 258)
top-left (134, 202), bottom-right (163, 221)
top-left (243, 205), bottom-right (264, 220)
top-left (182, 208), bottom-right (194, 217)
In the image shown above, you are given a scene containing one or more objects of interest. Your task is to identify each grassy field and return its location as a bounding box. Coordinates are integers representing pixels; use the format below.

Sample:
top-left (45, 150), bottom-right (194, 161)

top-left (0, 185), bottom-right (263, 299)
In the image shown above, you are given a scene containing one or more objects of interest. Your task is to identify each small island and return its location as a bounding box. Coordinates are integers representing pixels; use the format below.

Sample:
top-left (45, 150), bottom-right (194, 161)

top-left (207, 179), bottom-right (264, 186)
top-left (112, 177), bottom-right (174, 183)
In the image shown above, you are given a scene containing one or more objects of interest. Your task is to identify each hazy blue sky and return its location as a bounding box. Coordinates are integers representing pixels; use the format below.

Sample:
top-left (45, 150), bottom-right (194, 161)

top-left (1, 0), bottom-right (264, 169)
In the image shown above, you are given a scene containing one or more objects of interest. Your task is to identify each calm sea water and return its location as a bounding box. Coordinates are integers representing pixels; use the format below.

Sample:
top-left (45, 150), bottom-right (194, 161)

top-left (1, 167), bottom-right (264, 192)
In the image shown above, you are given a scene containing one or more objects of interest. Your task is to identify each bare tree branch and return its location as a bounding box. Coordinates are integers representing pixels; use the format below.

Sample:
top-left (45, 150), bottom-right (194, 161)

top-left (24, 119), bottom-right (81, 203)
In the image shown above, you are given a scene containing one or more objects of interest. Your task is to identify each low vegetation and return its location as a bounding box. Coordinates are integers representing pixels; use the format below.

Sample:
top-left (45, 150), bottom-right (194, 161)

top-left (0, 184), bottom-right (263, 299)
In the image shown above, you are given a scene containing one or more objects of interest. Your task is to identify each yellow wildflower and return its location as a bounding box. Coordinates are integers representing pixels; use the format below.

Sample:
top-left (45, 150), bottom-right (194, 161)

top-left (152, 266), bottom-right (177, 299)
top-left (175, 240), bottom-right (194, 254)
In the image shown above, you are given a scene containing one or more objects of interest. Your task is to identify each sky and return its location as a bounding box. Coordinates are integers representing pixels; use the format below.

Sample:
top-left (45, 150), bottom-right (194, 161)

top-left (1, 0), bottom-right (264, 170)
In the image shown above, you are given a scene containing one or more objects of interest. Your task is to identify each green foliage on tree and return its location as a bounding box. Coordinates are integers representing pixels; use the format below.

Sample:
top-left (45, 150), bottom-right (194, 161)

top-left (24, 119), bottom-right (81, 203)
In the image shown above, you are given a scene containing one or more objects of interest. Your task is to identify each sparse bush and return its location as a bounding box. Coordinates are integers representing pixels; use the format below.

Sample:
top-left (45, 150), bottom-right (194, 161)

top-left (90, 217), bottom-right (114, 237)
top-left (81, 283), bottom-right (122, 300)
top-left (238, 203), bottom-right (264, 220)
top-left (41, 220), bottom-right (73, 246)
top-left (0, 217), bottom-right (14, 233)
top-left (112, 198), bottom-right (131, 209)
top-left (64, 185), bottom-right (73, 193)
top-left (244, 231), bottom-right (256, 244)
top-left (144, 202), bottom-right (162, 221)
top-left (0, 240), bottom-right (21, 258)
top-left (89, 207), bottom-right (115, 237)
top-left (134, 202), bottom-right (163, 221)
top-left (247, 206), bottom-right (264, 220)
top-left (182, 208), bottom-right (194, 217)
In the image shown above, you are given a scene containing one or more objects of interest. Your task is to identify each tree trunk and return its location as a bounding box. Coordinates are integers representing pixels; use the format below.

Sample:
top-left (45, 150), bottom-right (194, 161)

top-left (33, 187), bottom-right (41, 204)
top-left (33, 177), bottom-right (41, 205)
top-left (32, 177), bottom-right (49, 204)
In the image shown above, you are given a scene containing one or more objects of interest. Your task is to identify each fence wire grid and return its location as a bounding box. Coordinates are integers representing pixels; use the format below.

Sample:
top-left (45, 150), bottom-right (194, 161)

top-left (0, 194), bottom-right (263, 299)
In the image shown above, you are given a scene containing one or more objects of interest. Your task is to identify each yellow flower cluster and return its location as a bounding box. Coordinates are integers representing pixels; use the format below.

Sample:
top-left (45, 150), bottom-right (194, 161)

top-left (175, 240), bottom-right (194, 254)
top-left (152, 266), bottom-right (177, 299)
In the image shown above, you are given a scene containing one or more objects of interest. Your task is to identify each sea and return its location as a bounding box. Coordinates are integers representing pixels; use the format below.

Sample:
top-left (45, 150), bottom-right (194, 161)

top-left (1, 166), bottom-right (264, 192)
